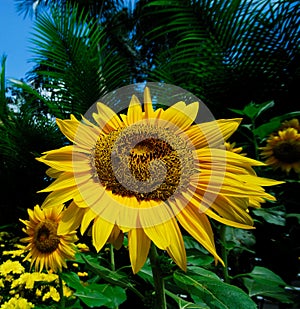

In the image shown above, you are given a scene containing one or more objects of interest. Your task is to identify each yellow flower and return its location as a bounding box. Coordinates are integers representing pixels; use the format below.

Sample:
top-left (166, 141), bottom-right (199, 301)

top-left (0, 296), bottom-right (34, 309)
top-left (280, 118), bottom-right (300, 131)
top-left (0, 260), bottom-right (25, 277)
top-left (11, 272), bottom-right (57, 290)
top-left (42, 286), bottom-right (60, 302)
top-left (63, 284), bottom-right (73, 298)
top-left (20, 205), bottom-right (78, 272)
top-left (3, 249), bottom-right (25, 258)
top-left (76, 243), bottom-right (90, 252)
top-left (260, 127), bottom-right (300, 173)
top-left (37, 87), bottom-right (281, 273)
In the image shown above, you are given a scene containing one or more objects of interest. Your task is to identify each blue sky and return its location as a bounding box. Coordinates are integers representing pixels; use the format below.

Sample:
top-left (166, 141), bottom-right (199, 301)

top-left (0, 0), bottom-right (33, 79)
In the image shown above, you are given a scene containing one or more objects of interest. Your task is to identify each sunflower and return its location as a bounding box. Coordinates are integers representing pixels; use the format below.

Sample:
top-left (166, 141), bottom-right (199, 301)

top-left (279, 118), bottom-right (300, 131)
top-left (37, 86), bottom-right (281, 273)
top-left (20, 205), bottom-right (78, 272)
top-left (260, 127), bottom-right (300, 173)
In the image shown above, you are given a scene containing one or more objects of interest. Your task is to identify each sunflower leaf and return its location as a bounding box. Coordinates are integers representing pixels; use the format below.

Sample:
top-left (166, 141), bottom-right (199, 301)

top-left (252, 206), bottom-right (286, 226)
top-left (173, 268), bottom-right (257, 309)
top-left (165, 289), bottom-right (210, 309)
top-left (60, 271), bottom-right (85, 292)
top-left (242, 266), bottom-right (293, 304)
top-left (74, 284), bottom-right (127, 308)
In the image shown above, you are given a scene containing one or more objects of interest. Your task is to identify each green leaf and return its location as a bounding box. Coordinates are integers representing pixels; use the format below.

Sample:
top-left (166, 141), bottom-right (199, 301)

top-left (74, 285), bottom-right (112, 308)
top-left (230, 101), bottom-right (274, 121)
top-left (82, 254), bottom-right (129, 286)
top-left (242, 266), bottom-right (293, 304)
top-left (75, 284), bottom-right (126, 308)
top-left (74, 252), bottom-right (99, 265)
top-left (222, 226), bottom-right (256, 253)
top-left (82, 254), bottom-right (145, 302)
top-left (60, 272), bottom-right (85, 292)
top-left (174, 268), bottom-right (257, 309)
top-left (252, 206), bottom-right (286, 226)
top-left (184, 236), bottom-right (214, 266)
top-left (138, 260), bottom-right (154, 285)
top-left (253, 120), bottom-right (282, 139)
top-left (166, 289), bottom-right (210, 309)
top-left (186, 249), bottom-right (215, 266)
top-left (60, 271), bottom-right (127, 308)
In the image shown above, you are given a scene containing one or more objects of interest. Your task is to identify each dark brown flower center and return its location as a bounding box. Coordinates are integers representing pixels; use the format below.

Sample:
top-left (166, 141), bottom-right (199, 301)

top-left (34, 220), bottom-right (60, 253)
top-left (273, 141), bottom-right (300, 163)
top-left (93, 124), bottom-right (195, 202)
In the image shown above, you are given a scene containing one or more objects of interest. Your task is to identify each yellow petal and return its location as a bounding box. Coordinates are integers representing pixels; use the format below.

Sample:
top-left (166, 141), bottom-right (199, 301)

top-left (38, 172), bottom-right (76, 192)
top-left (46, 168), bottom-right (63, 179)
top-left (205, 208), bottom-right (254, 229)
top-left (126, 95), bottom-right (143, 125)
top-left (37, 146), bottom-right (90, 173)
top-left (187, 119), bottom-right (242, 148)
top-left (128, 228), bottom-right (151, 274)
top-left (93, 102), bottom-right (123, 132)
top-left (144, 87), bottom-right (155, 119)
top-left (41, 187), bottom-right (80, 208)
top-left (58, 202), bottom-right (84, 234)
top-left (80, 208), bottom-right (98, 235)
top-left (160, 101), bottom-right (199, 132)
top-left (56, 117), bottom-right (98, 148)
top-left (165, 219), bottom-right (187, 271)
top-left (173, 199), bottom-right (223, 265)
top-left (92, 217), bottom-right (114, 252)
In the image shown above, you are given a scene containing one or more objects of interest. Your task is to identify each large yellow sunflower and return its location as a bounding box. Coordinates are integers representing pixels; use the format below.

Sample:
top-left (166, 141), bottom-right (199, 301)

top-left (20, 204), bottom-right (78, 272)
top-left (260, 127), bottom-right (300, 173)
top-left (37, 87), bottom-right (281, 273)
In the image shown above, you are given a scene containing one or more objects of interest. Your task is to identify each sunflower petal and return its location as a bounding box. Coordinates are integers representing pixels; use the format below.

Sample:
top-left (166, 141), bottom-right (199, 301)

top-left (173, 199), bottom-right (223, 265)
top-left (58, 202), bottom-right (84, 235)
top-left (93, 102), bottom-right (123, 132)
top-left (187, 119), bottom-right (242, 148)
top-left (126, 95), bottom-right (143, 125)
top-left (128, 228), bottom-right (151, 274)
top-left (92, 217), bottom-right (114, 252)
top-left (160, 101), bottom-right (199, 131)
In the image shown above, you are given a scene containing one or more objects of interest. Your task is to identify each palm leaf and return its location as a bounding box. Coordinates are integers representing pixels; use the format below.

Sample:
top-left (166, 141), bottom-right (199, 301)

top-left (23, 3), bottom-right (131, 117)
top-left (142, 0), bottom-right (300, 112)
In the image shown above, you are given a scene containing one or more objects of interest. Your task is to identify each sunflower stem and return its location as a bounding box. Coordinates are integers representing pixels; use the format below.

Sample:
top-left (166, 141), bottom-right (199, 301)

top-left (149, 243), bottom-right (167, 309)
top-left (110, 243), bottom-right (116, 271)
top-left (58, 273), bottom-right (65, 309)
top-left (220, 225), bottom-right (230, 284)
top-left (110, 244), bottom-right (119, 309)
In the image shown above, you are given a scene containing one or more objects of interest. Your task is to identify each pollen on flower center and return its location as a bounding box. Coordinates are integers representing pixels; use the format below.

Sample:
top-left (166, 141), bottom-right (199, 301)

top-left (273, 141), bottom-right (300, 163)
top-left (34, 220), bottom-right (60, 253)
top-left (93, 124), bottom-right (195, 202)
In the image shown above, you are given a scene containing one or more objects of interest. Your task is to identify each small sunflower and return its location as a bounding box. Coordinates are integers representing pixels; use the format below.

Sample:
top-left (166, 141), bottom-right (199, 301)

top-left (20, 205), bottom-right (78, 272)
top-left (280, 118), bottom-right (300, 131)
top-left (37, 86), bottom-right (281, 273)
top-left (261, 127), bottom-right (300, 173)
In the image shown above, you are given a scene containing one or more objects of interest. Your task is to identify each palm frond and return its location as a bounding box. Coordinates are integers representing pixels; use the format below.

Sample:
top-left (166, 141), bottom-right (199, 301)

top-left (25, 3), bottom-right (131, 117)
top-left (142, 0), bottom-right (300, 112)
